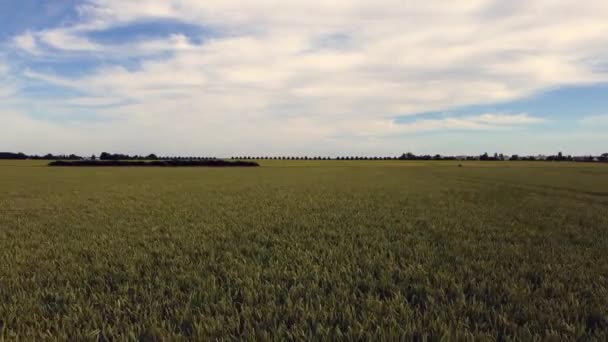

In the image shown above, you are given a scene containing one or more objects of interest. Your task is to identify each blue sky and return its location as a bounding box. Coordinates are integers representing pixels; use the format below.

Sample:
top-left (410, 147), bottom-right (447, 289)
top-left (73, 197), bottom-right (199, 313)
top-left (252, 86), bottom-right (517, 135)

top-left (1, 0), bottom-right (608, 156)
top-left (395, 85), bottom-right (608, 126)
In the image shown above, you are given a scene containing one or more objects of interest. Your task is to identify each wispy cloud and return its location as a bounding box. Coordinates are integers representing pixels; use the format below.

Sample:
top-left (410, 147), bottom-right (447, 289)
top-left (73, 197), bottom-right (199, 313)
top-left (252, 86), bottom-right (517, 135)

top-left (39, 29), bottom-right (102, 52)
top-left (63, 96), bottom-right (127, 107)
top-left (472, 113), bottom-right (546, 125)
top-left (580, 114), bottom-right (608, 126)
top-left (13, 31), bottom-right (40, 55)
top-left (0, 62), bottom-right (17, 98)
top-left (389, 113), bottom-right (546, 134)
top-left (2, 0), bottom-right (608, 154)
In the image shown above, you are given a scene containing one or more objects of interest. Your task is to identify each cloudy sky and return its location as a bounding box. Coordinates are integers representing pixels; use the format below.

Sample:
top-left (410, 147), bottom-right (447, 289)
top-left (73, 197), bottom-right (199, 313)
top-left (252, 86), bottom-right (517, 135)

top-left (1, 0), bottom-right (608, 156)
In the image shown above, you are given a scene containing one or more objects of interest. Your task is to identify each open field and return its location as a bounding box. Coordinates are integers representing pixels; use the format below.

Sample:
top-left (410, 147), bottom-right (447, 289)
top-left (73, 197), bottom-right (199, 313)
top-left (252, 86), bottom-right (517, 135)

top-left (1, 160), bottom-right (607, 340)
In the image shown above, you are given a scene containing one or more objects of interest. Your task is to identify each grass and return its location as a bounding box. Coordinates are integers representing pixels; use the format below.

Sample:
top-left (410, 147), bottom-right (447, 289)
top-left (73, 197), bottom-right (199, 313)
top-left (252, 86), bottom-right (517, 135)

top-left (1, 160), bottom-right (607, 340)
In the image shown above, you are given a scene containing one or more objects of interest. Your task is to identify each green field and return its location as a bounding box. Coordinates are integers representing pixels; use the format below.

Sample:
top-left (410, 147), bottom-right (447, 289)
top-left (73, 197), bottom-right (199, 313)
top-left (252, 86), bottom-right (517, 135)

top-left (1, 160), bottom-right (607, 340)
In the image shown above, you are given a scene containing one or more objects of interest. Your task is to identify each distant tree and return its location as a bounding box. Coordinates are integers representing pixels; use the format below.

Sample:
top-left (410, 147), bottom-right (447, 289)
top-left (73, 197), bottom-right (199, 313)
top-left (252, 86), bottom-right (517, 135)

top-left (399, 152), bottom-right (416, 160)
top-left (0, 152), bottom-right (27, 160)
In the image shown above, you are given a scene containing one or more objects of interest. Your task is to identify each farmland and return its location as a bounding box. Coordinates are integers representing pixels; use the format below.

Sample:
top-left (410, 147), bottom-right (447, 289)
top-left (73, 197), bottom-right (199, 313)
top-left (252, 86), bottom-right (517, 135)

top-left (1, 160), bottom-right (607, 340)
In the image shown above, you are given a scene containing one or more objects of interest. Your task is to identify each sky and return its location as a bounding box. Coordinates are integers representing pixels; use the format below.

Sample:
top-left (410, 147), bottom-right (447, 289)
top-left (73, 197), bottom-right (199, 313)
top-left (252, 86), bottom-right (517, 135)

top-left (1, 0), bottom-right (608, 156)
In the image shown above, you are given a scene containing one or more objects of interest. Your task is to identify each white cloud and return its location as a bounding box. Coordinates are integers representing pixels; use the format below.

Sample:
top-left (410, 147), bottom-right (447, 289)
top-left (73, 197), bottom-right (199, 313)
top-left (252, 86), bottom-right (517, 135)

top-left (580, 114), bottom-right (608, 126)
top-left (0, 63), bottom-right (8, 80)
top-left (63, 96), bottom-right (126, 107)
top-left (473, 113), bottom-right (546, 125)
top-left (0, 87), bottom-right (13, 98)
top-left (5, 0), bottom-right (608, 154)
top-left (39, 29), bottom-right (102, 52)
top-left (13, 32), bottom-right (40, 55)
top-left (0, 63), bottom-right (16, 98)
top-left (411, 113), bottom-right (545, 130)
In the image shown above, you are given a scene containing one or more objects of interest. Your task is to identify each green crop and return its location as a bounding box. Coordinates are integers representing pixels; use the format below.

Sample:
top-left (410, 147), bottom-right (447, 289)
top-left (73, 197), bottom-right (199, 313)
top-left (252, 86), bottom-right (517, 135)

top-left (1, 160), bottom-right (607, 340)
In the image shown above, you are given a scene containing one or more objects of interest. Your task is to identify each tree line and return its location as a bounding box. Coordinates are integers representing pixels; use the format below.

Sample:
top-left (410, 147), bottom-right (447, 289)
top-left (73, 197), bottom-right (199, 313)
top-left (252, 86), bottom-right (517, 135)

top-left (0, 152), bottom-right (216, 161)
top-left (49, 159), bottom-right (258, 168)
top-left (2, 151), bottom-right (607, 162)
top-left (232, 152), bottom-right (608, 162)
top-left (97, 152), bottom-right (217, 161)
top-left (0, 152), bottom-right (82, 160)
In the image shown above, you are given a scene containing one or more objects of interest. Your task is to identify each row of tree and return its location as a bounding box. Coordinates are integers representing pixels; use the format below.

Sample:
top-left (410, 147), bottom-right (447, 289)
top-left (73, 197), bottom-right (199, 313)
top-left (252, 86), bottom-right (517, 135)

top-left (232, 155), bottom-right (452, 160)
top-left (232, 152), bottom-right (608, 162)
top-left (2, 151), bottom-right (607, 162)
top-left (0, 152), bottom-right (82, 160)
top-left (98, 152), bottom-right (217, 161)
top-left (0, 152), bottom-right (217, 161)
